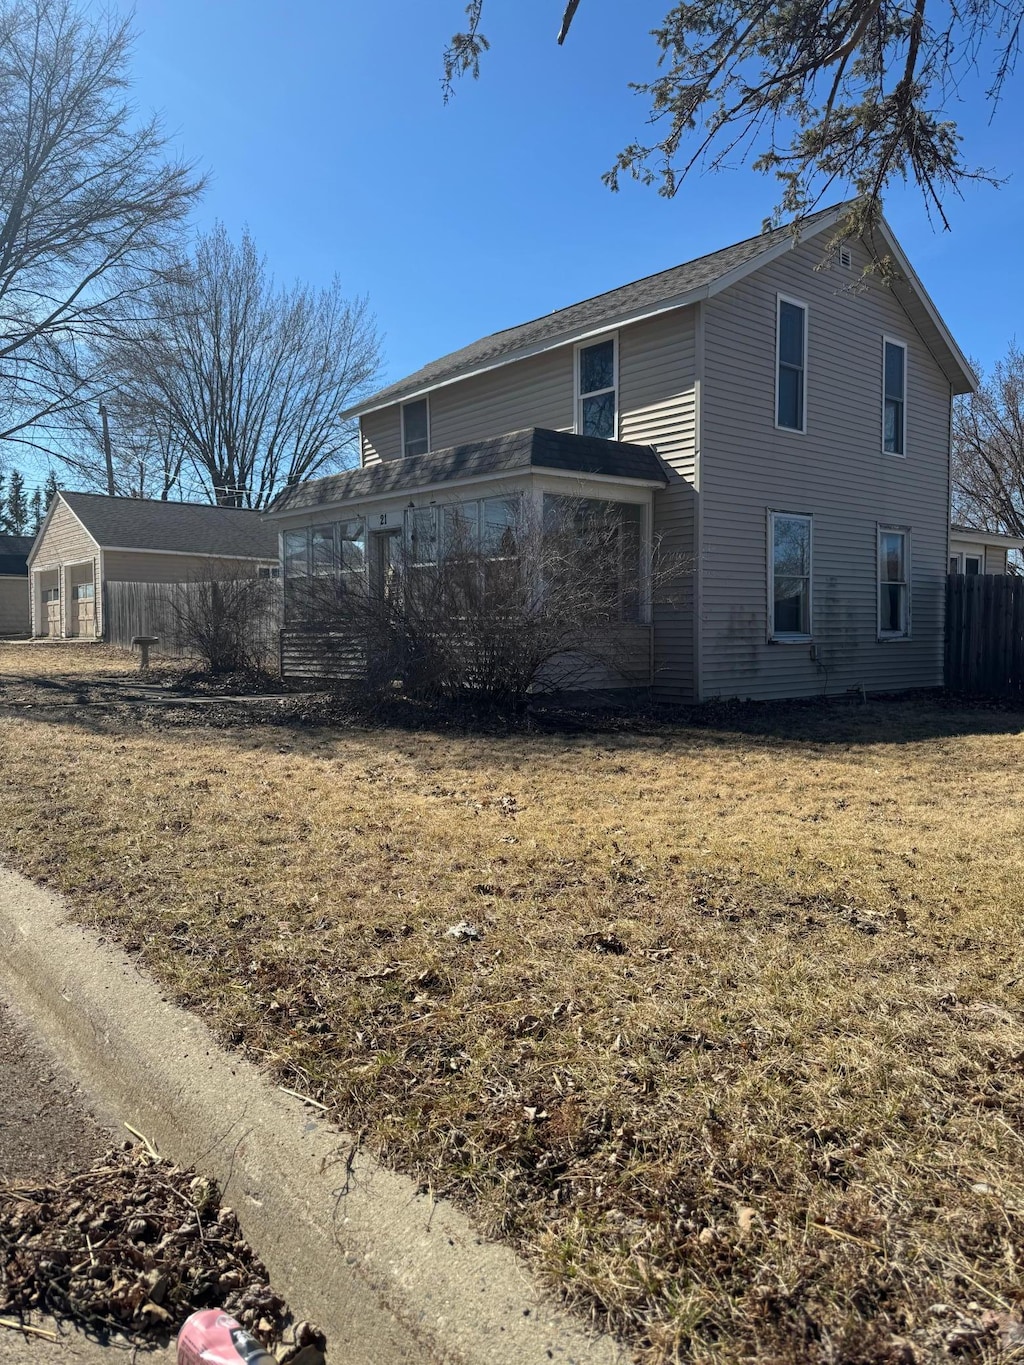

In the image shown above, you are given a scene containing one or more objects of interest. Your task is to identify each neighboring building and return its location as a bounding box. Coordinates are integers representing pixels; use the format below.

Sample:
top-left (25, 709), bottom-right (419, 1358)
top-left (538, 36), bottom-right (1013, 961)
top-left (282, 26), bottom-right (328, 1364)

top-left (0, 534), bottom-right (32, 636)
top-left (28, 492), bottom-right (279, 639)
top-left (269, 201), bottom-right (976, 701)
top-left (949, 524), bottom-right (1022, 575)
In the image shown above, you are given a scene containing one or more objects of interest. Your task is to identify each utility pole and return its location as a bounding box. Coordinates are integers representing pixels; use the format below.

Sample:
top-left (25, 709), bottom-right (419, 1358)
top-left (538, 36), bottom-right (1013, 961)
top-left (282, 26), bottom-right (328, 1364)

top-left (98, 403), bottom-right (114, 496)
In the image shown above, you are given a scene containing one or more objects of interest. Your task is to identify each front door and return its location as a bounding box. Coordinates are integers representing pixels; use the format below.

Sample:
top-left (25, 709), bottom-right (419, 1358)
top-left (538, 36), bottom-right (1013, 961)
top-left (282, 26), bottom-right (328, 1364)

top-left (372, 530), bottom-right (402, 603)
top-left (72, 581), bottom-right (95, 637)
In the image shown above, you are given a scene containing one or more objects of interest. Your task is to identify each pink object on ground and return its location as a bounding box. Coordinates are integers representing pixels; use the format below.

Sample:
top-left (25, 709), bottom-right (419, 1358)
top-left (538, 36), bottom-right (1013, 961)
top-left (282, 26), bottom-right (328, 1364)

top-left (177, 1311), bottom-right (277, 1365)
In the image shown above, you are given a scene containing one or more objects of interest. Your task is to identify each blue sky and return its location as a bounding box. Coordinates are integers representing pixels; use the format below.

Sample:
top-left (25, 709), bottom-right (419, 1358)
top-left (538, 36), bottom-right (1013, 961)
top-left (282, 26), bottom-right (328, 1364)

top-left (122, 0), bottom-right (1023, 383)
top-left (20, 0), bottom-right (1024, 493)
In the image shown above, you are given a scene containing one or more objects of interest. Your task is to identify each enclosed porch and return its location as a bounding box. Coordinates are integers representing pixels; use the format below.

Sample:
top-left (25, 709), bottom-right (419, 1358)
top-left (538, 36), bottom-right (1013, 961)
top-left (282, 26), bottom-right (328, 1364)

top-left (268, 428), bottom-right (669, 694)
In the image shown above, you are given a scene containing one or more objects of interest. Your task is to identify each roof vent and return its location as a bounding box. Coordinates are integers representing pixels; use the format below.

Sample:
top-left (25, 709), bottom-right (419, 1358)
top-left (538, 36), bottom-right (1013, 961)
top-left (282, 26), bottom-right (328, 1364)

top-left (838, 243), bottom-right (853, 270)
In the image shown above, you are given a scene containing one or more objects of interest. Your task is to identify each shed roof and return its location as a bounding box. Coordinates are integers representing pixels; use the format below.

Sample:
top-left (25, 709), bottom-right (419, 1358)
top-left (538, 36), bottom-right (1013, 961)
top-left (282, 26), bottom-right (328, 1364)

top-left (269, 428), bottom-right (668, 517)
top-left (0, 534), bottom-right (32, 576)
top-left (54, 493), bottom-right (278, 559)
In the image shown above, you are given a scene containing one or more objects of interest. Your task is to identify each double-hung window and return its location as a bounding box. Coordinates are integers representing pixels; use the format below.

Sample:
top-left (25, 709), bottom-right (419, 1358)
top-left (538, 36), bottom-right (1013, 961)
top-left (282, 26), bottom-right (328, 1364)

top-left (769, 512), bottom-right (812, 640)
top-left (402, 398), bottom-right (430, 458)
top-left (883, 339), bottom-right (907, 455)
top-left (878, 527), bottom-right (910, 638)
top-left (576, 337), bottom-right (617, 439)
top-left (776, 298), bottom-right (806, 431)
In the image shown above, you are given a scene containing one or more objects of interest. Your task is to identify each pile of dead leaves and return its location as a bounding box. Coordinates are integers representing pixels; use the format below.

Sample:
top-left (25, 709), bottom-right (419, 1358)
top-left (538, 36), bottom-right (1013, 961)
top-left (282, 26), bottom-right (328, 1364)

top-left (0, 1142), bottom-right (323, 1358)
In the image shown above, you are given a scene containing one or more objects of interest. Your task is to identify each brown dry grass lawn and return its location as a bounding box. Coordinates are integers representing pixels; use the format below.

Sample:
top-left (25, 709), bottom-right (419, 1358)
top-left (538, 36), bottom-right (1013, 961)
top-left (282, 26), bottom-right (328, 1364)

top-left (2, 643), bottom-right (1024, 1362)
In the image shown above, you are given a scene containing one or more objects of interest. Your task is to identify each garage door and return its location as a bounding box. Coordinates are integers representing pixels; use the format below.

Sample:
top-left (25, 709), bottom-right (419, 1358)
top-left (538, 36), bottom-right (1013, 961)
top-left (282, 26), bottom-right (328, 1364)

top-left (71, 582), bottom-right (95, 637)
top-left (43, 586), bottom-right (59, 636)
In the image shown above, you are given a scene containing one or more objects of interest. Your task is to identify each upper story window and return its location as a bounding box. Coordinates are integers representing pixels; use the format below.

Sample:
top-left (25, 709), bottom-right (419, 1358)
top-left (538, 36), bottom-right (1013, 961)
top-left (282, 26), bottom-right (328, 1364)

top-left (878, 527), bottom-right (910, 637)
top-left (776, 298), bottom-right (807, 432)
top-left (769, 511), bottom-right (812, 640)
top-left (576, 336), bottom-right (617, 440)
top-left (402, 398), bottom-right (430, 458)
top-left (883, 339), bottom-right (907, 455)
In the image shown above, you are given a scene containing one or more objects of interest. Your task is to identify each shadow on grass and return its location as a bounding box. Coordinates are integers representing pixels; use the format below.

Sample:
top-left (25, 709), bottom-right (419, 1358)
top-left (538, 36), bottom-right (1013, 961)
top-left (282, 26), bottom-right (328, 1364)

top-left (3, 681), bottom-right (1024, 761)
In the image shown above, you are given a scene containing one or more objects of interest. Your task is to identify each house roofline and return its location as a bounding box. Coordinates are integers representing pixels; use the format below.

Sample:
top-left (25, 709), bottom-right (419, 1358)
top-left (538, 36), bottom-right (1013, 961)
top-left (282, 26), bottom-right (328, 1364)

top-left (266, 462), bottom-right (667, 521)
top-left (869, 219), bottom-right (977, 394)
top-left (950, 526), bottom-right (1024, 548)
top-left (344, 205), bottom-right (854, 420)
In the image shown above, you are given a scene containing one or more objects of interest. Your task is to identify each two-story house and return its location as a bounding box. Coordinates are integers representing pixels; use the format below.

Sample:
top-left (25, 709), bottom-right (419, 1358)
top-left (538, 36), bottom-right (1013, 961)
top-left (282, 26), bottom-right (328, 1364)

top-left (269, 201), bottom-right (976, 701)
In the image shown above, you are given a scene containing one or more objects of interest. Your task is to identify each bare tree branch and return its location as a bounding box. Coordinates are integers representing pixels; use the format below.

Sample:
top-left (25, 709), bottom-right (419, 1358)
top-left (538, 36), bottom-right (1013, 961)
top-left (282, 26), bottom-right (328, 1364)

top-left (0, 0), bottom-right (204, 466)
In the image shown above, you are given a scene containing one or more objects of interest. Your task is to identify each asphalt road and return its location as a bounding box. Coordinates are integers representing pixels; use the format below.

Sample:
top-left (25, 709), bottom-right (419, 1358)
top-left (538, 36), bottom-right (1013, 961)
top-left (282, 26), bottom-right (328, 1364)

top-left (0, 992), bottom-right (175, 1365)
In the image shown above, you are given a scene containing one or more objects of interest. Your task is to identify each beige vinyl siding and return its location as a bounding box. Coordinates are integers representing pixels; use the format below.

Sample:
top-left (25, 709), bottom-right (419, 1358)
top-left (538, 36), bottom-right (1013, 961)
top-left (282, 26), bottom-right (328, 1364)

top-left (985, 546), bottom-right (1008, 574)
top-left (361, 407), bottom-right (402, 465)
top-left (354, 315), bottom-right (700, 697)
top-left (428, 348), bottom-right (574, 448)
top-left (103, 551), bottom-right (272, 583)
top-left (32, 498), bottom-right (96, 568)
top-left (619, 309), bottom-right (698, 699)
top-left (30, 498), bottom-right (99, 637)
top-left (700, 235), bottom-right (951, 700)
top-left (0, 577), bottom-right (29, 634)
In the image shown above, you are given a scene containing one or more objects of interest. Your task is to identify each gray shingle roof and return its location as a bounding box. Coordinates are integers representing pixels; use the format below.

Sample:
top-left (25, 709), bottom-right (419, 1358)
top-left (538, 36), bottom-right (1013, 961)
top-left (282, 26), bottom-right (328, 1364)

top-left (351, 203), bottom-right (852, 415)
top-left (0, 534), bottom-right (32, 576)
top-left (60, 493), bottom-right (278, 559)
top-left (270, 428), bottom-right (668, 516)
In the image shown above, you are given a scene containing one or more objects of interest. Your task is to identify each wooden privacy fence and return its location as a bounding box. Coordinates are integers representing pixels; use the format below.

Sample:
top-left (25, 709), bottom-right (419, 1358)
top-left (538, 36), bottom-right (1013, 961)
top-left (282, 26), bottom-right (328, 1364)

top-left (945, 572), bottom-right (1024, 696)
top-left (105, 579), bottom-right (282, 663)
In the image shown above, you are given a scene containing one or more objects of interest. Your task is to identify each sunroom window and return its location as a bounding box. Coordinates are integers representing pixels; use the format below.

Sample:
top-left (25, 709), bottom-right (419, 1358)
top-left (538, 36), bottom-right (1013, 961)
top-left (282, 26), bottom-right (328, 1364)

top-left (577, 338), bottom-right (617, 440)
top-left (543, 494), bottom-right (643, 623)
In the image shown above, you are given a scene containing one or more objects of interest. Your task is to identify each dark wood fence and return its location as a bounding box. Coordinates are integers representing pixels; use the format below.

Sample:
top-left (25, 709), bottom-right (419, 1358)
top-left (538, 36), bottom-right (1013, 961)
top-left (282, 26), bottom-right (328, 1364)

top-left (105, 580), bottom-right (282, 664)
top-left (945, 573), bottom-right (1024, 696)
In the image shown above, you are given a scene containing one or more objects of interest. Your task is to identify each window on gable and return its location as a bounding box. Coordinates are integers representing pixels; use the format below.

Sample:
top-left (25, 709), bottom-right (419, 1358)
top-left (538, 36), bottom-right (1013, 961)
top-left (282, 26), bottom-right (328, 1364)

top-left (878, 527), bottom-right (910, 637)
top-left (402, 398), bottom-right (430, 458)
top-left (769, 512), bottom-right (812, 639)
top-left (776, 299), bottom-right (806, 431)
top-left (883, 340), bottom-right (906, 455)
top-left (577, 337), bottom-right (617, 440)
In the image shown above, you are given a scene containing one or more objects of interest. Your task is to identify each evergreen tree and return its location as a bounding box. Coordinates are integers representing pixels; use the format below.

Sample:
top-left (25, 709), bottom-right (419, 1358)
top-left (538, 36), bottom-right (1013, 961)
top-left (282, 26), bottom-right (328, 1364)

top-left (6, 469), bottom-right (28, 534)
top-left (30, 487), bottom-right (42, 534)
top-left (43, 470), bottom-right (59, 509)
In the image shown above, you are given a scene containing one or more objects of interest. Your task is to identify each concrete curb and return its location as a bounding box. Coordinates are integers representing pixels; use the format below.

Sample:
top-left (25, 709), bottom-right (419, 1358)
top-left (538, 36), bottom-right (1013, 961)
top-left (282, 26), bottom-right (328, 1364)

top-left (0, 867), bottom-right (624, 1365)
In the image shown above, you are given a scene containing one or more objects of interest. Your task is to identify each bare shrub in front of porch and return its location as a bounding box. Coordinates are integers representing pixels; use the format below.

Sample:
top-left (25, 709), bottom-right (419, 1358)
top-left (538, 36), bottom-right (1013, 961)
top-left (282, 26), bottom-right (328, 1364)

top-left (169, 567), bottom-right (280, 674)
top-left (288, 496), bottom-right (686, 710)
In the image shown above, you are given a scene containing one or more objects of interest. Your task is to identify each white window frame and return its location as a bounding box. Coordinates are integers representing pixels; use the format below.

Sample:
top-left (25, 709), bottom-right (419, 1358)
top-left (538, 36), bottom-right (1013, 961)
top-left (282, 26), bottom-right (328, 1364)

top-left (964, 553), bottom-right (982, 575)
top-left (877, 525), bottom-right (911, 640)
top-left (775, 295), bottom-right (808, 434)
top-left (882, 336), bottom-right (908, 458)
top-left (768, 510), bottom-right (813, 643)
top-left (574, 332), bottom-right (618, 440)
top-left (401, 397), bottom-right (431, 459)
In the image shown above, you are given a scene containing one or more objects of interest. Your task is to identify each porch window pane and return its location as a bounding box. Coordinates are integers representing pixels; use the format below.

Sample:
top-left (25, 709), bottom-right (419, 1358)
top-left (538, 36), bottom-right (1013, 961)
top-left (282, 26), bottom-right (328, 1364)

top-left (311, 524), bottom-right (336, 576)
top-left (283, 530), bottom-right (308, 579)
top-left (340, 519), bottom-right (366, 574)
top-left (442, 502), bottom-right (481, 557)
top-left (482, 497), bottom-right (520, 557)
top-left (542, 494), bottom-right (644, 624)
top-left (409, 508), bottom-right (438, 566)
